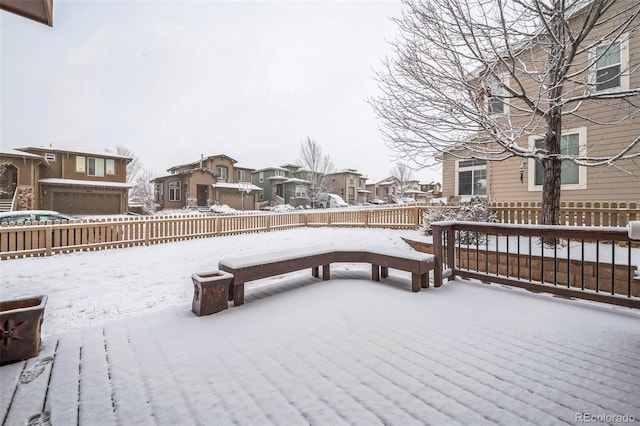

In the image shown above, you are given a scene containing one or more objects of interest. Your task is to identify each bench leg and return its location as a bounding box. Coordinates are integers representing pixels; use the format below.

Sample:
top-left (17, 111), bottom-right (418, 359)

top-left (322, 264), bottom-right (331, 280)
top-left (371, 264), bottom-right (380, 281)
top-left (411, 273), bottom-right (421, 292)
top-left (421, 273), bottom-right (429, 288)
top-left (227, 278), bottom-right (235, 301)
top-left (233, 282), bottom-right (245, 306)
top-left (381, 266), bottom-right (389, 278)
top-left (312, 266), bottom-right (319, 278)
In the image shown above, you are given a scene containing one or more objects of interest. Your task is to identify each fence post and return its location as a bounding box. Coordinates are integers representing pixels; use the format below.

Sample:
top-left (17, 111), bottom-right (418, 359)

top-left (144, 218), bottom-right (150, 246)
top-left (45, 225), bottom-right (52, 256)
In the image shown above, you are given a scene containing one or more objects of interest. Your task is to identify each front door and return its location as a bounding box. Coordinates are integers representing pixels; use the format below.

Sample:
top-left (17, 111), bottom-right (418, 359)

top-left (197, 185), bottom-right (208, 206)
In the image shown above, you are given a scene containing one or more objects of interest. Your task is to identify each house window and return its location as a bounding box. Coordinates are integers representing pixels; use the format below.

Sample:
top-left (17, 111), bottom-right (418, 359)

top-left (169, 181), bottom-right (181, 201)
top-left (487, 78), bottom-right (505, 114)
top-left (45, 153), bottom-right (56, 161)
top-left (528, 127), bottom-right (587, 191)
top-left (456, 159), bottom-right (487, 196)
top-left (594, 36), bottom-right (629, 91)
top-left (237, 170), bottom-right (246, 182)
top-left (259, 172), bottom-right (264, 183)
top-left (348, 187), bottom-right (355, 200)
top-left (216, 166), bottom-right (228, 182)
top-left (88, 158), bottom-right (105, 177)
top-left (76, 156), bottom-right (86, 173)
top-left (106, 159), bottom-right (115, 175)
top-left (275, 170), bottom-right (285, 177)
top-left (295, 185), bottom-right (307, 198)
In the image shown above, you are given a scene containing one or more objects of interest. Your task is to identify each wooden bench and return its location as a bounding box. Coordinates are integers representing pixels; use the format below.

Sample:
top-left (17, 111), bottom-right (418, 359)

top-left (218, 246), bottom-right (435, 306)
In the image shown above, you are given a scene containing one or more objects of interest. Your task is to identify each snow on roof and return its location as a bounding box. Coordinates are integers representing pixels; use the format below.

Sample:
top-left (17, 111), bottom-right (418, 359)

top-left (253, 166), bottom-right (290, 173)
top-left (0, 149), bottom-right (44, 159)
top-left (39, 178), bottom-right (133, 188)
top-left (212, 182), bottom-right (262, 191)
top-left (282, 178), bottom-right (310, 184)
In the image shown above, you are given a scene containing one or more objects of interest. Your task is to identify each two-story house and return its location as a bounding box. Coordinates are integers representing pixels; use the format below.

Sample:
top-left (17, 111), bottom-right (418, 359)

top-left (325, 169), bottom-right (370, 205)
top-left (0, 146), bottom-right (132, 214)
top-left (367, 176), bottom-right (428, 203)
top-left (440, 0), bottom-right (640, 203)
top-left (251, 164), bottom-right (311, 207)
top-left (152, 154), bottom-right (260, 211)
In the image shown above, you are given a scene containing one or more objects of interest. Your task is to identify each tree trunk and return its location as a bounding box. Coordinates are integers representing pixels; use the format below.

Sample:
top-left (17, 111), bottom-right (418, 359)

top-left (541, 156), bottom-right (561, 226)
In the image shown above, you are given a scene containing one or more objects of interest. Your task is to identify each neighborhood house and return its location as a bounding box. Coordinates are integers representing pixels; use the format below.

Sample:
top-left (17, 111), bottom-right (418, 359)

top-left (0, 147), bottom-right (132, 215)
top-left (152, 154), bottom-right (260, 211)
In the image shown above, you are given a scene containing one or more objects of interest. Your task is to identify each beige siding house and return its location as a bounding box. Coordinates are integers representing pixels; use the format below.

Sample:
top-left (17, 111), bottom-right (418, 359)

top-left (441, 1), bottom-right (640, 203)
top-left (325, 169), bottom-right (369, 205)
top-left (152, 154), bottom-right (260, 211)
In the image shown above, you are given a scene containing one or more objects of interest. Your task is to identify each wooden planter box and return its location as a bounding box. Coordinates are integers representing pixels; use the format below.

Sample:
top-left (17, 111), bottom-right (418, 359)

top-left (0, 295), bottom-right (47, 365)
top-left (191, 271), bottom-right (234, 316)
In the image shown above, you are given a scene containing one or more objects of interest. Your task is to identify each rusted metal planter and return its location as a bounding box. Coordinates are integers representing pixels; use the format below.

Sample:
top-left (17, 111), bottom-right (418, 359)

top-left (191, 271), bottom-right (234, 316)
top-left (0, 295), bottom-right (47, 365)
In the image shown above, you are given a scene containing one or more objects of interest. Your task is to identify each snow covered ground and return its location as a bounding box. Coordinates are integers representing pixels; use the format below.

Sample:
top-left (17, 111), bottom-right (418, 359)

top-left (0, 227), bottom-right (420, 338)
top-left (1, 227), bottom-right (639, 424)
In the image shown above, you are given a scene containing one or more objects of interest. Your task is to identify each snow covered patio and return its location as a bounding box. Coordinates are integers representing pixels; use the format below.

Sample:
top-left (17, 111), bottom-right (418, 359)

top-left (1, 228), bottom-right (639, 425)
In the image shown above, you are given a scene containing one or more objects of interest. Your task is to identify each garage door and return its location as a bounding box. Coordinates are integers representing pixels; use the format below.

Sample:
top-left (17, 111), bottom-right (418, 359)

top-left (52, 192), bottom-right (121, 215)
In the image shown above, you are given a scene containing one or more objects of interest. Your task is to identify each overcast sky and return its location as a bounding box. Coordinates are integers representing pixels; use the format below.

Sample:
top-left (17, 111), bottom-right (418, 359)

top-left (1, 0), bottom-right (441, 183)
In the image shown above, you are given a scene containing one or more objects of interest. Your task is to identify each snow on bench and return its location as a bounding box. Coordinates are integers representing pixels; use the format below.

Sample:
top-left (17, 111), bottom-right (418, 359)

top-left (218, 246), bottom-right (435, 307)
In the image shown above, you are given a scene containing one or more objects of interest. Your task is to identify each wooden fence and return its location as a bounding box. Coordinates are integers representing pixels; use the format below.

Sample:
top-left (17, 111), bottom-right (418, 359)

top-left (0, 207), bottom-right (421, 259)
top-left (491, 201), bottom-right (638, 227)
top-left (1, 202), bottom-right (637, 259)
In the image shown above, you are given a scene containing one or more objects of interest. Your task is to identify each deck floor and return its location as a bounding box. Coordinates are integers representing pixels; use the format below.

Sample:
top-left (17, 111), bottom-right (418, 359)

top-left (1, 272), bottom-right (639, 426)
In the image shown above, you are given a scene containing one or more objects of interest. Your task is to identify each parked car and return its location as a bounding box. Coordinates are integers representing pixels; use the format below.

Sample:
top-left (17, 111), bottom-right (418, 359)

top-left (368, 199), bottom-right (386, 205)
top-left (272, 204), bottom-right (296, 213)
top-left (210, 204), bottom-right (237, 214)
top-left (0, 210), bottom-right (79, 225)
top-left (396, 197), bottom-right (417, 205)
top-left (316, 193), bottom-right (349, 208)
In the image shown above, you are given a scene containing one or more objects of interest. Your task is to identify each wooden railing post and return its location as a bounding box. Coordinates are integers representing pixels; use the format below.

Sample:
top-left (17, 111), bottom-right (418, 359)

top-left (432, 224), bottom-right (443, 287)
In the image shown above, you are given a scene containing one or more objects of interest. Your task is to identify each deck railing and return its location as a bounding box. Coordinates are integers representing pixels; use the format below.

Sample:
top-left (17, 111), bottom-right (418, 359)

top-left (431, 221), bottom-right (640, 309)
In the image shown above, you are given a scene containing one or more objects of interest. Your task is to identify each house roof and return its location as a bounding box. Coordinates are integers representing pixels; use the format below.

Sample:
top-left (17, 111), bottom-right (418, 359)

top-left (0, 0), bottom-right (53, 26)
top-left (17, 146), bottom-right (132, 161)
top-left (328, 168), bottom-right (363, 176)
top-left (151, 168), bottom-right (217, 182)
top-left (39, 178), bottom-right (132, 188)
top-left (168, 154), bottom-right (238, 172)
top-left (253, 166), bottom-right (290, 173)
top-left (0, 149), bottom-right (46, 160)
top-left (282, 178), bottom-right (311, 184)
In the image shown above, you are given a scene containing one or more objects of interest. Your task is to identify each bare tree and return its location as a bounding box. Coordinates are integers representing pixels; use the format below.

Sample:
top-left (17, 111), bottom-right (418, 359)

top-left (115, 146), bottom-right (156, 212)
top-left (371, 0), bottom-right (640, 225)
top-left (116, 146), bottom-right (142, 184)
top-left (391, 162), bottom-right (415, 199)
top-left (130, 168), bottom-right (156, 212)
top-left (298, 137), bottom-right (335, 207)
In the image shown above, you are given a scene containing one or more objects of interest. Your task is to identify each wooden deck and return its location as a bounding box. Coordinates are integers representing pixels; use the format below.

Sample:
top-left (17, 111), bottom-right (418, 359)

top-left (1, 274), bottom-right (639, 426)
